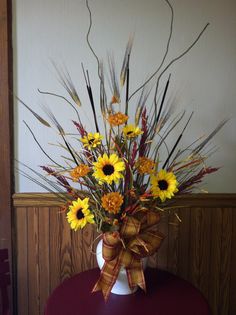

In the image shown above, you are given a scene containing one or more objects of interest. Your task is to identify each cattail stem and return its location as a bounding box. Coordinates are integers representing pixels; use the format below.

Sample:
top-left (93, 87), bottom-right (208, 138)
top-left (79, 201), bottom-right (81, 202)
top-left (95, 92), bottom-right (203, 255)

top-left (82, 64), bottom-right (100, 133)
top-left (163, 112), bottom-right (193, 169)
top-left (156, 73), bottom-right (171, 123)
top-left (125, 54), bottom-right (130, 116)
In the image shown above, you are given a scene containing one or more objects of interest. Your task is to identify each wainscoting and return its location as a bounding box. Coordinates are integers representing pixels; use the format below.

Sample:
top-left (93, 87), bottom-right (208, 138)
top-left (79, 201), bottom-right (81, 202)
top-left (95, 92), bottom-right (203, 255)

top-left (13, 193), bottom-right (236, 315)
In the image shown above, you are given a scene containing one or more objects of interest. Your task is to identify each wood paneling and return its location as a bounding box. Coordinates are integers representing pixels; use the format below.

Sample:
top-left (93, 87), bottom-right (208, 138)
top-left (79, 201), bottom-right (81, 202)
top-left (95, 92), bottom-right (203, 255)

top-left (0, 0), bottom-right (14, 312)
top-left (16, 207), bottom-right (28, 315)
top-left (208, 208), bottom-right (222, 315)
top-left (13, 193), bottom-right (236, 315)
top-left (230, 210), bottom-right (236, 315)
top-left (38, 207), bottom-right (50, 315)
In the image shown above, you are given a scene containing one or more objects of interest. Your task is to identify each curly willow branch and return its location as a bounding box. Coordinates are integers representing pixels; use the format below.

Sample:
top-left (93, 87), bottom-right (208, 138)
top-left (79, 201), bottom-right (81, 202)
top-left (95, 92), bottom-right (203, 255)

top-left (153, 0), bottom-right (173, 106)
top-left (85, 0), bottom-right (102, 80)
top-left (129, 11), bottom-right (209, 101)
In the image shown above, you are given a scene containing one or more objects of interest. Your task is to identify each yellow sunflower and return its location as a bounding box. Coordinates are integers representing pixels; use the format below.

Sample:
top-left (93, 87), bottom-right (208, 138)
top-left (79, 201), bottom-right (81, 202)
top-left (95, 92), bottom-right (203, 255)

top-left (70, 164), bottom-right (90, 181)
top-left (108, 112), bottom-right (128, 126)
top-left (93, 153), bottom-right (125, 185)
top-left (150, 169), bottom-right (178, 202)
top-left (102, 192), bottom-right (124, 214)
top-left (80, 132), bottom-right (103, 149)
top-left (123, 124), bottom-right (143, 139)
top-left (67, 197), bottom-right (95, 231)
top-left (135, 156), bottom-right (155, 174)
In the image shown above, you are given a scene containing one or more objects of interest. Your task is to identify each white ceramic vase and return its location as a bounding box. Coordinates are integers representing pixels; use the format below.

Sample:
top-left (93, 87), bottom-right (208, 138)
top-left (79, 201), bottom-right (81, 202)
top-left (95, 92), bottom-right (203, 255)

top-left (96, 239), bottom-right (148, 295)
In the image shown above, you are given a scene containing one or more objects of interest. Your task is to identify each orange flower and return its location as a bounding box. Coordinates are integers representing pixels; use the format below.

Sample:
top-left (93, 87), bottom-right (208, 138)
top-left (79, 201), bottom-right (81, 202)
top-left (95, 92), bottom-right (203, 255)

top-left (70, 164), bottom-right (90, 181)
top-left (108, 112), bottom-right (128, 126)
top-left (135, 157), bottom-right (155, 174)
top-left (101, 192), bottom-right (124, 214)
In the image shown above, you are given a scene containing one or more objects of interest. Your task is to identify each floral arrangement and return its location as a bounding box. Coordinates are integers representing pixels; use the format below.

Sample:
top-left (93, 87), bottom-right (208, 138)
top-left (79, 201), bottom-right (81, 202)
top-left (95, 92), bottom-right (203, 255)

top-left (19, 0), bottom-right (227, 301)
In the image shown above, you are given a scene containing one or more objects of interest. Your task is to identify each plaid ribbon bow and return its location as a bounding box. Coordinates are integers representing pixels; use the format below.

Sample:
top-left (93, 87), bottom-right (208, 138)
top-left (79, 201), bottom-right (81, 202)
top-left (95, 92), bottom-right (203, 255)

top-left (92, 208), bottom-right (164, 300)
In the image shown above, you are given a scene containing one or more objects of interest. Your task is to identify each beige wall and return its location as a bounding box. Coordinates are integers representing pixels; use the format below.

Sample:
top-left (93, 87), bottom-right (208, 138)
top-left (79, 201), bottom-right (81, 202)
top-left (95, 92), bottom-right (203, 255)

top-left (14, 0), bottom-right (236, 192)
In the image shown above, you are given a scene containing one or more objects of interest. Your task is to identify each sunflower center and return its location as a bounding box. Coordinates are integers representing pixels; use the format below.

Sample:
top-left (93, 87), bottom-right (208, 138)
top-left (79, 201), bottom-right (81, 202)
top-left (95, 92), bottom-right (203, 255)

top-left (103, 164), bottom-right (115, 175)
top-left (158, 180), bottom-right (168, 190)
top-left (127, 131), bottom-right (134, 135)
top-left (88, 138), bottom-right (95, 144)
top-left (76, 208), bottom-right (84, 220)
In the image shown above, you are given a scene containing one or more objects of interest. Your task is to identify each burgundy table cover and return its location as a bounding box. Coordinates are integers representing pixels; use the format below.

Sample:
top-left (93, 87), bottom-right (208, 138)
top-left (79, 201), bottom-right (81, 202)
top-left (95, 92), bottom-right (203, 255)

top-left (44, 268), bottom-right (211, 315)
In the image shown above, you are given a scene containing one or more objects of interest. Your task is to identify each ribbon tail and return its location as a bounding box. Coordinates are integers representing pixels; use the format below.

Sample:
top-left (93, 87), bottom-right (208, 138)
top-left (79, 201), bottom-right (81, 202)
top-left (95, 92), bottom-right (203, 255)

top-left (92, 260), bottom-right (121, 301)
top-left (126, 259), bottom-right (146, 292)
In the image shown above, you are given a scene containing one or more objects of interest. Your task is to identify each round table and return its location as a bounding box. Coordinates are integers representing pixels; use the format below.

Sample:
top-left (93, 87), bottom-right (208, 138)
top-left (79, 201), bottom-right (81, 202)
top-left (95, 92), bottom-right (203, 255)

top-left (44, 268), bottom-right (211, 315)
